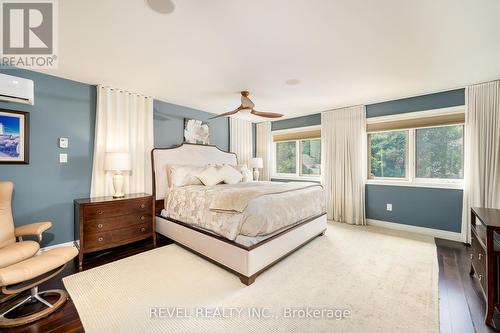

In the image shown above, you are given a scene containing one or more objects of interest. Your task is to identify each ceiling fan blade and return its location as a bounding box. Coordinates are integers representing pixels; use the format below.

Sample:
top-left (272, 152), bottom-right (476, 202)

top-left (251, 109), bottom-right (284, 118)
top-left (209, 107), bottom-right (241, 119)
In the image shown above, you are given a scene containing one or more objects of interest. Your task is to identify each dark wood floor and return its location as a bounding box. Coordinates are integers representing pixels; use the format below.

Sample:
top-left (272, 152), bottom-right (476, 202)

top-left (1, 235), bottom-right (498, 332)
top-left (437, 238), bottom-right (499, 333)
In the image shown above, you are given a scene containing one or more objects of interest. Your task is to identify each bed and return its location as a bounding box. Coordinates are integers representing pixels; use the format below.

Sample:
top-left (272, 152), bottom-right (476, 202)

top-left (152, 143), bottom-right (327, 285)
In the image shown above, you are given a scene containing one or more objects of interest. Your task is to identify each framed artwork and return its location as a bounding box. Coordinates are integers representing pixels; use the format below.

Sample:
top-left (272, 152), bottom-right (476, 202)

top-left (0, 109), bottom-right (29, 164)
top-left (184, 118), bottom-right (210, 145)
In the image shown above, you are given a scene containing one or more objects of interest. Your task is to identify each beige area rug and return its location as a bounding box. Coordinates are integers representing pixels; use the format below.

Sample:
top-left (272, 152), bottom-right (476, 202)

top-left (63, 223), bottom-right (439, 333)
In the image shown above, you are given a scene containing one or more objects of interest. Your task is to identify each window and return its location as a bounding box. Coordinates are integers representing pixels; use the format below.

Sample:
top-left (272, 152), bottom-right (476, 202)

top-left (369, 130), bottom-right (407, 178)
top-left (276, 141), bottom-right (297, 174)
top-left (368, 124), bottom-right (464, 185)
top-left (415, 125), bottom-right (464, 179)
top-left (301, 139), bottom-right (321, 175)
top-left (272, 127), bottom-right (321, 179)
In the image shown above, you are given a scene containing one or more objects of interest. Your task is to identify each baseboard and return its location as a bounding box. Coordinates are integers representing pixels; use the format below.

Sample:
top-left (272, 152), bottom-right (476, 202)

top-left (366, 218), bottom-right (462, 242)
top-left (39, 240), bottom-right (78, 253)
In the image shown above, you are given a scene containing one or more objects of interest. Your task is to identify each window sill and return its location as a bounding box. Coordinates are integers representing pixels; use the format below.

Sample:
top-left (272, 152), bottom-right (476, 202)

top-left (365, 179), bottom-right (463, 190)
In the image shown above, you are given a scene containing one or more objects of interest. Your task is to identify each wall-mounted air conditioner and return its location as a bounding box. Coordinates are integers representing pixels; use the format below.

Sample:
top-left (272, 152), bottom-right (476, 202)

top-left (0, 73), bottom-right (34, 105)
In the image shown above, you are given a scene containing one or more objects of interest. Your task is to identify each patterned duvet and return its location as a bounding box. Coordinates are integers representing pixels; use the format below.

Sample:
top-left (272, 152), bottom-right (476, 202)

top-left (163, 181), bottom-right (326, 241)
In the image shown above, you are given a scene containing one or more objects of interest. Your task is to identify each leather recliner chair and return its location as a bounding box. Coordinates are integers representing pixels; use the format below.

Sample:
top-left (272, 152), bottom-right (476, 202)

top-left (0, 181), bottom-right (78, 328)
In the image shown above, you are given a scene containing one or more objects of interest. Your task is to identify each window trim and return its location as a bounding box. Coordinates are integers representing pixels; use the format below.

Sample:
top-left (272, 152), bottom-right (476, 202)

top-left (271, 126), bottom-right (321, 181)
top-left (367, 123), bottom-right (465, 189)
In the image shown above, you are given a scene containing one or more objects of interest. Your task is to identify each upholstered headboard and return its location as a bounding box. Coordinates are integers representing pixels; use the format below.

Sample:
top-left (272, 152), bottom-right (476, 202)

top-left (152, 143), bottom-right (237, 203)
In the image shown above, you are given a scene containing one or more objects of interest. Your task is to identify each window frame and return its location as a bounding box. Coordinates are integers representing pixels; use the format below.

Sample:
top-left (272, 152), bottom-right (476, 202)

top-left (271, 126), bottom-right (321, 181)
top-left (367, 123), bottom-right (464, 189)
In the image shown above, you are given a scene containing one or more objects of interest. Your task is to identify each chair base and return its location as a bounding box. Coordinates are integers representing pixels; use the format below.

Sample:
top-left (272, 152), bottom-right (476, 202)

top-left (0, 288), bottom-right (68, 328)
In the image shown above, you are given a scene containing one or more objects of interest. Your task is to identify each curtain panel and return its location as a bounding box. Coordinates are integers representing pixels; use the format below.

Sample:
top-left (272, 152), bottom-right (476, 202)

top-left (90, 86), bottom-right (154, 197)
top-left (230, 117), bottom-right (253, 166)
top-left (321, 105), bottom-right (367, 225)
top-left (256, 122), bottom-right (272, 181)
top-left (461, 80), bottom-right (500, 243)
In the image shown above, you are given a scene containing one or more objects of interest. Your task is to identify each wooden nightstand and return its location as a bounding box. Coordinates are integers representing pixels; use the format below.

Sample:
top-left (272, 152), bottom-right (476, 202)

top-left (74, 193), bottom-right (155, 270)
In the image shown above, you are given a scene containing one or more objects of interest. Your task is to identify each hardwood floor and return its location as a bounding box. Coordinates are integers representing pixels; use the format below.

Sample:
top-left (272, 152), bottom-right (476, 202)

top-left (1, 235), bottom-right (497, 332)
top-left (437, 238), bottom-right (499, 333)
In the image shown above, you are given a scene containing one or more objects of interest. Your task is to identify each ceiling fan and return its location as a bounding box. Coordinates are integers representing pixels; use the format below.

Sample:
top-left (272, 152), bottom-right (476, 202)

top-left (210, 91), bottom-right (284, 119)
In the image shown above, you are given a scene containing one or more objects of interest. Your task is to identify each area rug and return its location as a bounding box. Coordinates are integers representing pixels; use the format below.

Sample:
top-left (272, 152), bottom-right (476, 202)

top-left (63, 223), bottom-right (439, 333)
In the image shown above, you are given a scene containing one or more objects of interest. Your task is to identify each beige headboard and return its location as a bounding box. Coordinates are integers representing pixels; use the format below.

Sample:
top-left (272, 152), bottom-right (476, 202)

top-left (152, 143), bottom-right (237, 202)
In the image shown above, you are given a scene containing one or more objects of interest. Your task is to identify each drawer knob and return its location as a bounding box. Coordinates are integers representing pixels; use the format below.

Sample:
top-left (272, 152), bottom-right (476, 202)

top-left (97, 210), bottom-right (104, 215)
top-left (97, 223), bottom-right (103, 229)
top-left (470, 254), bottom-right (474, 260)
top-left (478, 253), bottom-right (483, 260)
top-left (98, 237), bottom-right (104, 242)
top-left (140, 216), bottom-right (145, 221)
top-left (141, 227), bottom-right (146, 232)
top-left (140, 204), bottom-right (146, 209)
top-left (479, 274), bottom-right (483, 281)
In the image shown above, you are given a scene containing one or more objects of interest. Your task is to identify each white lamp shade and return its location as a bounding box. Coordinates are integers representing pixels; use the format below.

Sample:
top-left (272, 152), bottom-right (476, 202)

top-left (249, 157), bottom-right (263, 169)
top-left (104, 152), bottom-right (131, 171)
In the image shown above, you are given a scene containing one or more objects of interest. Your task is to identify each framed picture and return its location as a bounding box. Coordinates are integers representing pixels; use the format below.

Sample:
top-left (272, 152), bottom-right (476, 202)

top-left (184, 118), bottom-right (210, 145)
top-left (0, 109), bottom-right (29, 164)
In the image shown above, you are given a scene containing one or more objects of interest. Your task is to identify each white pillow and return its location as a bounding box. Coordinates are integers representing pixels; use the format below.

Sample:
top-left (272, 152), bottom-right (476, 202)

top-left (196, 166), bottom-right (224, 186)
top-left (168, 165), bottom-right (203, 188)
top-left (232, 164), bottom-right (254, 182)
top-left (219, 165), bottom-right (243, 184)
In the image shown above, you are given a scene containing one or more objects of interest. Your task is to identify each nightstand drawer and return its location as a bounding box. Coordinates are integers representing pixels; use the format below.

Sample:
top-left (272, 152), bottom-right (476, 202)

top-left (83, 198), bottom-right (151, 219)
top-left (84, 214), bottom-right (152, 233)
top-left (84, 223), bottom-right (152, 252)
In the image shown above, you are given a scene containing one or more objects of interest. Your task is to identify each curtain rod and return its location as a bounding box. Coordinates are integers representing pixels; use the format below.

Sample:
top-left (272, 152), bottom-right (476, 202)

top-left (97, 85), bottom-right (153, 99)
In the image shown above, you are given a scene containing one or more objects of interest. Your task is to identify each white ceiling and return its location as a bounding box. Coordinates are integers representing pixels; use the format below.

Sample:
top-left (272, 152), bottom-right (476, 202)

top-left (41, 0), bottom-right (500, 119)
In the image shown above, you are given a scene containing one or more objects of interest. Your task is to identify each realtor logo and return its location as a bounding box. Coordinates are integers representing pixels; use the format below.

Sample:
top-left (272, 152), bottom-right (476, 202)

top-left (0, 0), bottom-right (58, 68)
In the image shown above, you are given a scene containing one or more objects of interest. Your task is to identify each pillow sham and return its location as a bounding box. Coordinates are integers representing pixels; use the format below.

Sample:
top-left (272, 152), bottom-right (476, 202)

top-left (219, 164), bottom-right (243, 184)
top-left (196, 166), bottom-right (224, 186)
top-left (167, 164), bottom-right (204, 188)
top-left (231, 164), bottom-right (253, 182)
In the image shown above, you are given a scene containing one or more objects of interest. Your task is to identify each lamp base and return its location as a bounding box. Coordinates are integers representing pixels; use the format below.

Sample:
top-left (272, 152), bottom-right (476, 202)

top-left (112, 172), bottom-right (125, 198)
top-left (253, 169), bottom-right (260, 181)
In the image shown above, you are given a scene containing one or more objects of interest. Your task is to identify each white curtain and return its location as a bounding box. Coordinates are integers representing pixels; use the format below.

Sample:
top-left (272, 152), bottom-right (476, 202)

top-left (321, 105), bottom-right (366, 225)
top-left (461, 80), bottom-right (500, 243)
top-left (256, 122), bottom-right (272, 181)
top-left (90, 86), bottom-right (154, 197)
top-left (230, 117), bottom-right (253, 166)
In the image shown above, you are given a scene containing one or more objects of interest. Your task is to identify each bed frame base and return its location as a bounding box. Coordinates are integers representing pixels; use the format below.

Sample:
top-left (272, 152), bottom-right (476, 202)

top-left (156, 213), bottom-right (327, 285)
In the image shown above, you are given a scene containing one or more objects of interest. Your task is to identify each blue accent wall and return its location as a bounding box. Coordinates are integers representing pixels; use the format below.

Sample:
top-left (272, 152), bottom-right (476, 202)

top-left (271, 113), bottom-right (321, 131)
top-left (0, 68), bottom-right (96, 247)
top-left (153, 100), bottom-right (229, 150)
top-left (365, 185), bottom-right (463, 232)
top-left (366, 89), bottom-right (465, 118)
top-left (269, 89), bottom-right (465, 233)
top-left (0, 69), bottom-right (229, 246)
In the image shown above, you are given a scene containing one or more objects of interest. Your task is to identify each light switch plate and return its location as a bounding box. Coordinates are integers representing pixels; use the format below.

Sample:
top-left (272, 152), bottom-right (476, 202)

top-left (58, 138), bottom-right (69, 148)
top-left (59, 153), bottom-right (68, 163)
top-left (386, 203), bottom-right (392, 211)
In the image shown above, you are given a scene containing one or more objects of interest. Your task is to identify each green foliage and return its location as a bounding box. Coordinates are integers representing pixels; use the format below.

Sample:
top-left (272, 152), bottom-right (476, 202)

top-left (415, 125), bottom-right (463, 179)
top-left (301, 139), bottom-right (321, 175)
top-left (369, 125), bottom-right (464, 179)
top-left (370, 131), bottom-right (407, 178)
top-left (276, 141), bottom-right (296, 174)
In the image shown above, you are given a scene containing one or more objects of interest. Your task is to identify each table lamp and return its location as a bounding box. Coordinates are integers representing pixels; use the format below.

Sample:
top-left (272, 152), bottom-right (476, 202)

top-left (249, 157), bottom-right (263, 181)
top-left (104, 152), bottom-right (131, 198)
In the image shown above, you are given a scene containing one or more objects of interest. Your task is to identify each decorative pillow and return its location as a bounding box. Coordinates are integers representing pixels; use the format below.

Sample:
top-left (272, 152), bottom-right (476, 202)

top-left (196, 166), bottom-right (224, 186)
top-left (219, 164), bottom-right (243, 184)
top-left (230, 164), bottom-right (254, 182)
top-left (168, 165), bottom-right (204, 188)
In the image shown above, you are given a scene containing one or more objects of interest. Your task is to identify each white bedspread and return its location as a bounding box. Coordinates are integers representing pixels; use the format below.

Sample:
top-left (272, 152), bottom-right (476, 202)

top-left (163, 181), bottom-right (325, 240)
